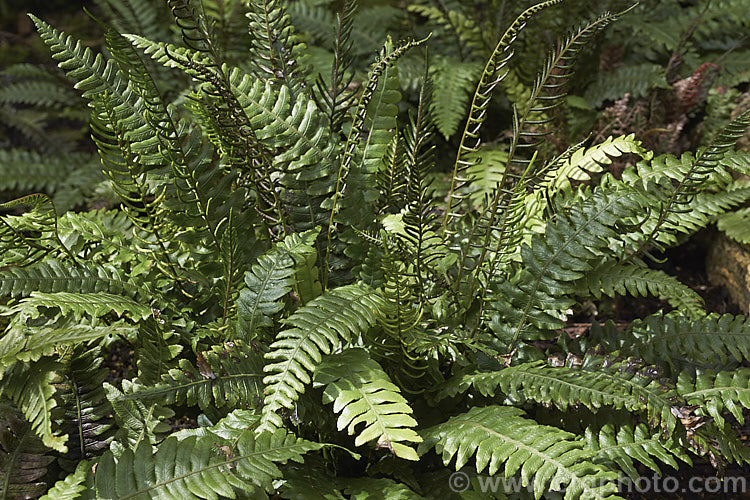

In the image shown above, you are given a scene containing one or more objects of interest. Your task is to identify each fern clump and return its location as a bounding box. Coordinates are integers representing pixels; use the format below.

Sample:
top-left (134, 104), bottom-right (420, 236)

top-left (1, 0), bottom-right (750, 498)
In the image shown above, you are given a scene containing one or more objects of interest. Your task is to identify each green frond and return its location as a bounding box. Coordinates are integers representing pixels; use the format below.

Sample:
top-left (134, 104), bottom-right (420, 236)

top-left (438, 358), bottom-right (681, 434)
top-left (0, 322), bottom-right (134, 370)
top-left (313, 348), bottom-right (421, 461)
top-left (585, 423), bottom-right (690, 480)
top-left (430, 58), bottom-right (481, 139)
top-left (1, 358), bottom-right (67, 452)
top-left (237, 228), bottom-right (320, 341)
top-left (485, 187), bottom-right (644, 351)
top-left (7, 291), bottom-right (151, 324)
top-left (592, 312), bottom-right (750, 372)
top-left (135, 317), bottom-right (183, 386)
top-left (0, 258), bottom-right (143, 298)
top-left (260, 283), bottom-right (383, 433)
top-left (0, 408), bottom-right (55, 499)
top-left (419, 405), bottom-right (620, 499)
top-left (717, 206), bottom-right (750, 244)
top-left (39, 460), bottom-right (90, 500)
top-left (103, 380), bottom-right (174, 449)
top-left (340, 477), bottom-right (426, 499)
top-left (0, 80), bottom-right (79, 109)
top-left (677, 368), bottom-right (750, 428)
top-left (583, 63), bottom-right (669, 107)
top-left (94, 426), bottom-right (324, 498)
top-left (465, 146), bottom-right (508, 205)
top-left (575, 260), bottom-right (704, 317)
top-left (545, 134), bottom-right (646, 195)
top-left (125, 341), bottom-right (264, 411)
top-left (94, 0), bottom-right (170, 42)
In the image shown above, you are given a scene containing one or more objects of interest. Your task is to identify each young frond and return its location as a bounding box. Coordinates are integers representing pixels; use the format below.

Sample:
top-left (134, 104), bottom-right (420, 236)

top-left (313, 348), bottom-right (422, 460)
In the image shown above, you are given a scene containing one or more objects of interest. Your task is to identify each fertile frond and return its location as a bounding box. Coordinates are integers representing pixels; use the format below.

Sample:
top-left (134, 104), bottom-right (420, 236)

top-left (636, 110), bottom-right (750, 253)
top-left (260, 283), bottom-right (383, 433)
top-left (237, 228), bottom-right (319, 341)
top-left (419, 405), bottom-right (620, 499)
top-left (125, 341), bottom-right (264, 411)
top-left (314, 348), bottom-right (421, 460)
top-left (94, 428), bottom-right (324, 498)
top-left (442, 0), bottom-right (563, 233)
top-left (0, 194), bottom-right (67, 267)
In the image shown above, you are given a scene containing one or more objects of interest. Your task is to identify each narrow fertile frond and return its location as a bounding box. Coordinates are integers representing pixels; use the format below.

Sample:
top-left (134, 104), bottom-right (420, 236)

top-left (314, 349), bottom-right (422, 460)
top-left (419, 406), bottom-right (620, 499)
top-left (442, 0), bottom-right (563, 234)
top-left (260, 283), bottom-right (383, 433)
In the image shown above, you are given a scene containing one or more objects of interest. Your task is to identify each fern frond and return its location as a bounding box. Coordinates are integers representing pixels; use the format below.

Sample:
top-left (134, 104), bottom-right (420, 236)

top-left (103, 380), bottom-right (174, 449)
top-left (419, 405), bottom-right (620, 499)
top-left (485, 187), bottom-right (644, 352)
top-left (0, 322), bottom-right (135, 370)
top-left (237, 228), bottom-right (320, 341)
top-left (135, 317), bottom-right (183, 386)
top-left (39, 460), bottom-right (90, 500)
top-left (1, 358), bottom-right (67, 452)
top-left (585, 423), bottom-right (690, 480)
top-left (430, 58), bottom-right (482, 139)
top-left (125, 341), bottom-right (264, 411)
top-left (0, 408), bottom-right (55, 499)
top-left (635, 110), bottom-right (750, 254)
top-left (314, 348), bottom-right (421, 461)
top-left (8, 291), bottom-right (151, 324)
top-left (439, 358), bottom-right (682, 433)
top-left (717, 206), bottom-right (750, 244)
top-left (677, 368), bottom-right (750, 428)
top-left (593, 312), bottom-right (750, 372)
top-left (575, 260), bottom-right (704, 317)
top-left (94, 427), bottom-right (324, 498)
top-left (584, 63), bottom-right (669, 107)
top-left (260, 283), bottom-right (383, 433)
top-left (0, 194), bottom-right (67, 267)
top-left (58, 345), bottom-right (114, 462)
top-left (442, 0), bottom-right (563, 233)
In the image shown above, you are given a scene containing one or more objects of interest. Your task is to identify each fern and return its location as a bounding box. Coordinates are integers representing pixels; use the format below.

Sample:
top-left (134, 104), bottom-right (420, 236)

top-left (313, 348), bottom-right (422, 461)
top-left (260, 283), bottom-right (383, 433)
top-left (419, 405), bottom-right (620, 499)
top-left (0, 407), bottom-right (55, 499)
top-left (677, 368), bottom-right (750, 428)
